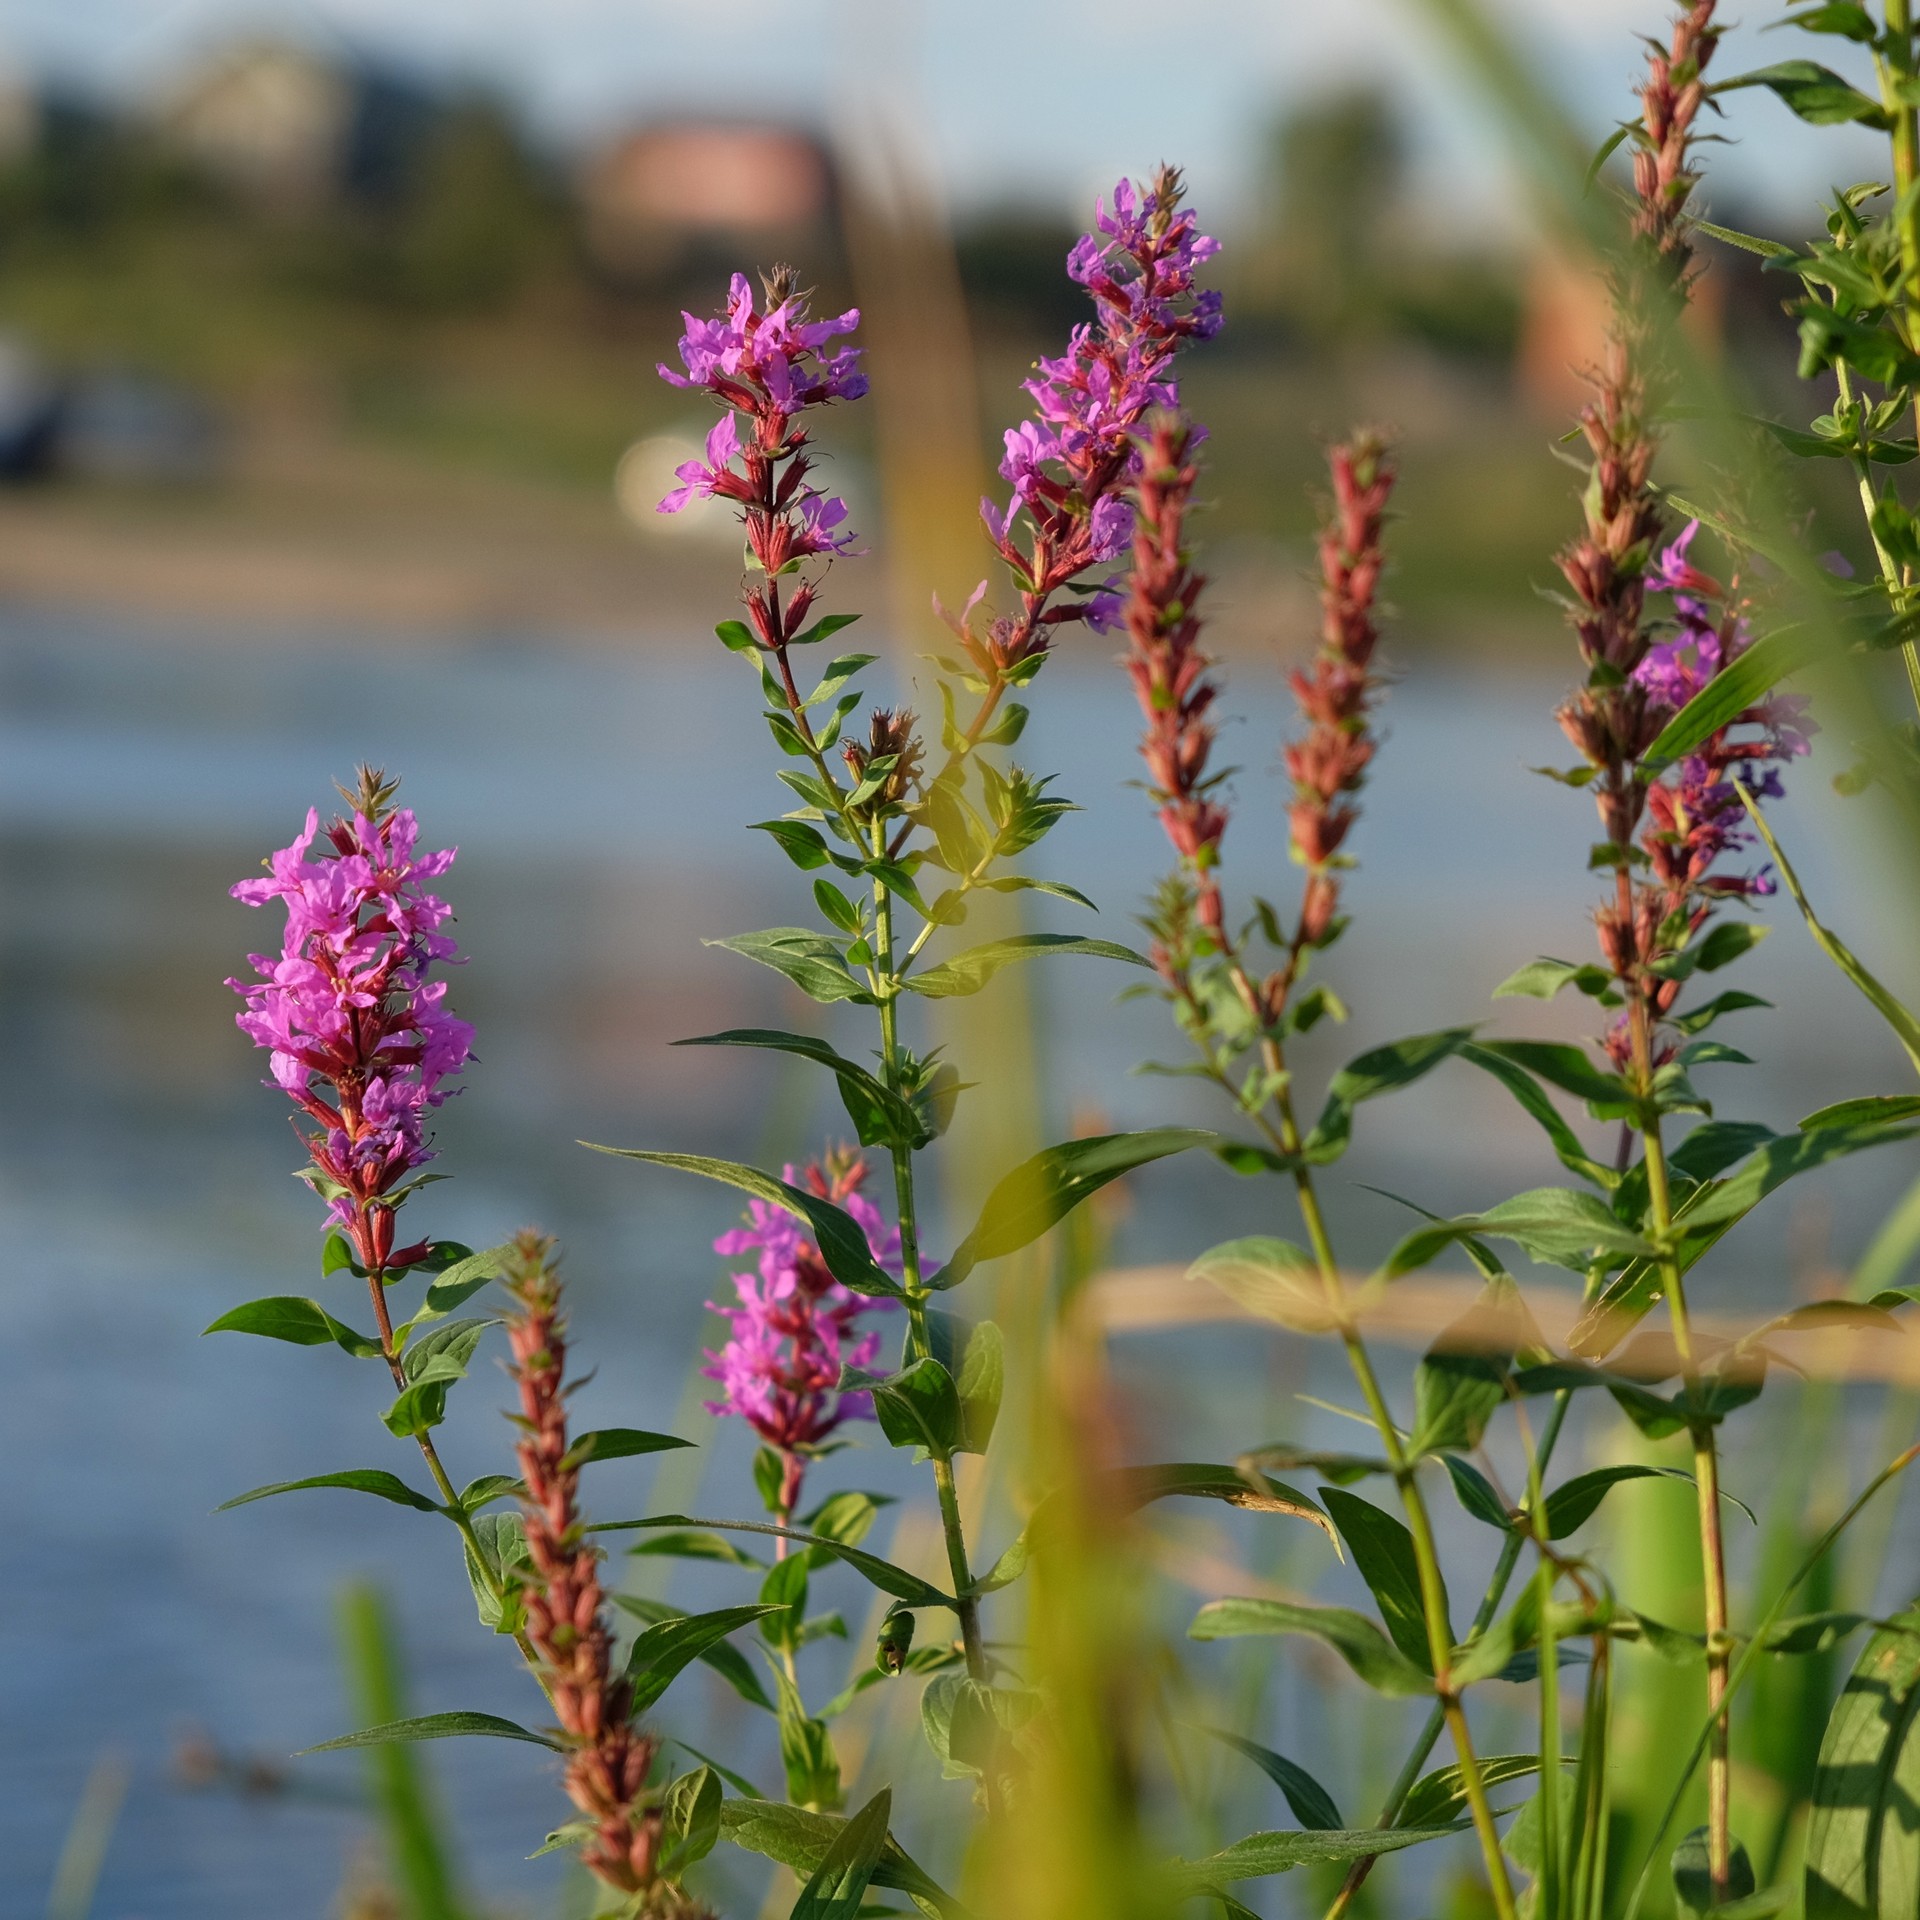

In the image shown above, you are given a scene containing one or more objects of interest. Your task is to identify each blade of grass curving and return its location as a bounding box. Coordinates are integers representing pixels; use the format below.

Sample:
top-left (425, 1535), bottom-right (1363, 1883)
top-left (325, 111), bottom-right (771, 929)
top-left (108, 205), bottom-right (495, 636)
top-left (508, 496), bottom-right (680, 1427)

top-left (1620, 1441), bottom-right (1920, 1920)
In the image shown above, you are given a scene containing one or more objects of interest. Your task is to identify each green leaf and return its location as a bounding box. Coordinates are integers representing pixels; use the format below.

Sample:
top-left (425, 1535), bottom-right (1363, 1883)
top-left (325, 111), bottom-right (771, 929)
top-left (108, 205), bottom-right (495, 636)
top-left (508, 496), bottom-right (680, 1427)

top-left (1205, 1728), bottom-right (1344, 1830)
top-left (1775, 4), bottom-right (1877, 44)
top-left (660, 1765), bottom-right (723, 1875)
top-left (1190, 1597), bottom-right (1432, 1696)
top-left (857, 1357), bottom-right (963, 1459)
top-left (1803, 1095), bottom-right (1920, 1131)
top-left (217, 1469), bottom-right (440, 1514)
top-left (611, 1596), bottom-right (775, 1710)
top-left (1441, 1453), bottom-right (1513, 1531)
top-left (903, 933), bottom-right (1148, 998)
top-left (582, 1148), bottom-right (903, 1299)
top-left (1381, 1187), bottom-right (1653, 1280)
top-left (715, 618), bottom-right (759, 652)
top-left (1411, 1281), bottom-right (1523, 1454)
top-left (1458, 1043), bottom-right (1616, 1188)
top-left (716, 1801), bottom-right (966, 1919)
top-left (627, 1604), bottom-right (782, 1713)
top-left (1321, 1487), bottom-right (1449, 1671)
top-left (1493, 957), bottom-right (1614, 1001)
top-left (1470, 1038), bottom-right (1636, 1112)
top-left (1398, 1755), bottom-right (1549, 1830)
top-left (398, 1245), bottom-right (509, 1335)
top-left (1682, 1122), bottom-right (1920, 1232)
top-left (674, 1027), bottom-right (930, 1150)
top-left (300, 1710), bottom-right (558, 1754)
top-left (627, 1528), bottom-right (768, 1569)
top-left (1644, 624), bottom-right (1823, 765)
top-left (1712, 60), bottom-right (1890, 127)
top-left (1188, 1235), bottom-right (1342, 1333)
top-left (1738, 790), bottom-right (1920, 1077)
top-left (1305, 1028), bottom-right (1475, 1162)
top-left (382, 1316), bottom-right (491, 1437)
top-left (1166, 1824), bottom-right (1458, 1894)
top-left (791, 1788), bottom-right (894, 1920)
top-left (793, 612), bottom-right (864, 647)
top-left (562, 1427), bottom-right (693, 1470)
top-left (464, 1512), bottom-right (530, 1634)
top-left (934, 1128), bottom-right (1215, 1287)
top-left (1805, 1607), bottom-right (1920, 1918)
top-left (204, 1295), bottom-right (384, 1359)
top-left (1672, 1826), bottom-right (1759, 1916)
top-left (956, 1320), bottom-right (1004, 1454)
top-left (707, 927), bottom-right (874, 1006)
top-left (595, 1514), bottom-right (952, 1608)
top-left (1694, 219), bottom-right (1799, 261)
top-left (1539, 1464), bottom-right (1711, 1540)
top-left (758, 1552), bottom-right (810, 1655)
top-left (751, 819), bottom-right (833, 872)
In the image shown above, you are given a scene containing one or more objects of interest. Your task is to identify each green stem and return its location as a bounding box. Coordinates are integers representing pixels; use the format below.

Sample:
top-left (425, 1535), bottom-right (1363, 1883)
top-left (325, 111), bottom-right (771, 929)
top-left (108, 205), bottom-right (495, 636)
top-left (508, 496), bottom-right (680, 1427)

top-left (1262, 1060), bottom-right (1518, 1920)
top-left (1638, 1103), bottom-right (1733, 1901)
top-left (871, 830), bottom-right (986, 1683)
top-left (1833, 359), bottom-right (1920, 710)
top-left (363, 1261), bottom-right (547, 1686)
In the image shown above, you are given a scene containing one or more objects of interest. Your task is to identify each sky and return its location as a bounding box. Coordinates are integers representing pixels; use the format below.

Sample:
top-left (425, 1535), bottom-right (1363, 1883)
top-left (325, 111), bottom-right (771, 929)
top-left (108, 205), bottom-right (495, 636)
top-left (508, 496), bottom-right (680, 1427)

top-left (0, 0), bottom-right (1888, 236)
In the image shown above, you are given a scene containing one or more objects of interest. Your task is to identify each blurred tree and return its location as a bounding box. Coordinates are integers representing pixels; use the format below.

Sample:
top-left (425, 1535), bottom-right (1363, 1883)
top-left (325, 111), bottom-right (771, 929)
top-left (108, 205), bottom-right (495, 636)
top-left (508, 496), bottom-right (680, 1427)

top-left (1243, 86), bottom-right (1517, 361)
top-left (395, 94), bottom-right (558, 310)
top-left (954, 207), bottom-right (1086, 336)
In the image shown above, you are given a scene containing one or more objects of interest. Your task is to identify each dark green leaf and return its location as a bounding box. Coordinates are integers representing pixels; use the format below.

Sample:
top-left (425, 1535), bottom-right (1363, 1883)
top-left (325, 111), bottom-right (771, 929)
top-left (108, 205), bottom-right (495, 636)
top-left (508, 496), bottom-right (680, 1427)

top-left (903, 933), bottom-right (1148, 998)
top-left (1713, 60), bottom-right (1890, 127)
top-left (204, 1295), bottom-right (384, 1360)
top-left (751, 819), bottom-right (833, 872)
top-left (1539, 1464), bottom-right (1706, 1540)
top-left (611, 1596), bottom-right (774, 1710)
top-left (674, 1027), bottom-right (929, 1150)
top-left (595, 1514), bottom-right (952, 1608)
top-left (1470, 1038), bottom-right (1636, 1112)
top-left (217, 1469), bottom-right (440, 1514)
top-left (859, 1357), bottom-right (962, 1459)
top-left (1441, 1453), bottom-right (1513, 1531)
top-left (1166, 1824), bottom-right (1458, 1894)
top-left (1206, 1728), bottom-right (1344, 1830)
top-left (1458, 1043), bottom-right (1616, 1187)
top-left (1321, 1487), bottom-right (1449, 1671)
top-left (935, 1129), bottom-right (1216, 1288)
top-left (707, 927), bottom-right (874, 1006)
top-left (792, 1789), bottom-right (894, 1920)
top-left (1646, 624), bottom-right (1823, 766)
top-left (626, 1605), bottom-right (782, 1713)
top-left (627, 1529), bottom-right (768, 1569)
top-left (1683, 1123), bottom-right (1920, 1231)
top-left (1672, 1826), bottom-right (1758, 1916)
top-left (1492, 958), bottom-right (1613, 1001)
top-left (1411, 1285), bottom-right (1521, 1454)
top-left (1803, 1095), bottom-right (1920, 1131)
top-left (300, 1711), bottom-right (557, 1754)
top-left (1398, 1755), bottom-right (1548, 1830)
top-left (716, 1801), bottom-right (967, 1919)
top-left (1190, 1597), bottom-right (1431, 1696)
top-left (759, 1553), bottom-right (810, 1655)
top-left (562, 1427), bottom-right (693, 1470)
top-left (582, 1148), bottom-right (902, 1299)
top-left (1306, 1028), bottom-right (1474, 1162)
top-left (660, 1765), bottom-right (724, 1875)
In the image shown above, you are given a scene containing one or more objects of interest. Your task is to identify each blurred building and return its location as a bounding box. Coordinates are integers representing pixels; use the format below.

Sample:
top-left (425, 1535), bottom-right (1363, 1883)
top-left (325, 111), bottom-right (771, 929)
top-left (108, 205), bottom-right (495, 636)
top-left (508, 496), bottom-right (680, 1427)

top-left (153, 39), bottom-right (439, 211)
top-left (579, 120), bottom-right (834, 277)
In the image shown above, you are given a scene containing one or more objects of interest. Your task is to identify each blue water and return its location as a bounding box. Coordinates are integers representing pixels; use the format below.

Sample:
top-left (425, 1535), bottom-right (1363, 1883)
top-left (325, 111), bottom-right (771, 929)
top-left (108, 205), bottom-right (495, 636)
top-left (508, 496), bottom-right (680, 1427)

top-left (3, 605), bottom-right (1914, 1916)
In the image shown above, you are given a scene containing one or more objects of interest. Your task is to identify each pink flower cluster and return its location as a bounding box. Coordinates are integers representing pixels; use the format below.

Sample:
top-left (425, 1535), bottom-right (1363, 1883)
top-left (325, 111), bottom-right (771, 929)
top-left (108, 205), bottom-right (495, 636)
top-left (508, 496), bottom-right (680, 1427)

top-left (228, 801), bottom-right (473, 1269)
top-left (1633, 522), bottom-right (1815, 905)
top-left (982, 169), bottom-right (1222, 633)
top-left (656, 270), bottom-right (863, 573)
top-left (703, 1155), bottom-right (899, 1457)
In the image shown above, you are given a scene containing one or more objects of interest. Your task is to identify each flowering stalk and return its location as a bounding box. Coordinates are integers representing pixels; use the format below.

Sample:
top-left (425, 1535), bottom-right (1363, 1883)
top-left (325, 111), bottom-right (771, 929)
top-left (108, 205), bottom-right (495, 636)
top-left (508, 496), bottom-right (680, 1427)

top-left (226, 770), bottom-right (511, 1612)
top-left (1125, 425), bottom-right (1519, 1920)
top-left (1550, 8), bottom-right (1794, 1896)
top-left (503, 1233), bottom-right (709, 1914)
top-left (929, 167), bottom-right (1223, 824)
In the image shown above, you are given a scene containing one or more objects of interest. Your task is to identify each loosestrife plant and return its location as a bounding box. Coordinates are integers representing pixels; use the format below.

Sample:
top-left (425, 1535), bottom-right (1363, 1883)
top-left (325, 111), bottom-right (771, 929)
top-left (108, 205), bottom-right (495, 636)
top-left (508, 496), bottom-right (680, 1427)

top-left (204, 25), bottom-right (1920, 1918)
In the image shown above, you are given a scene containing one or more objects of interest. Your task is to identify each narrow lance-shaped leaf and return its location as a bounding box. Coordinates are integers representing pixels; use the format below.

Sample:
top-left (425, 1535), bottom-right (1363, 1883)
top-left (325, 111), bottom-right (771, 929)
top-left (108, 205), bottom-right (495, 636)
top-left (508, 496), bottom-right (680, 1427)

top-left (580, 1147), bottom-right (903, 1299)
top-left (790, 1788), bottom-right (894, 1920)
top-left (1321, 1487), bottom-right (1450, 1670)
top-left (673, 1027), bottom-right (929, 1150)
top-left (217, 1469), bottom-right (442, 1515)
top-left (204, 1295), bottom-right (385, 1359)
top-left (1644, 624), bottom-right (1823, 766)
top-left (1205, 1728), bottom-right (1344, 1830)
top-left (1304, 1028), bottom-right (1475, 1163)
top-left (933, 1129), bottom-right (1217, 1288)
top-left (1190, 1597), bottom-right (1432, 1696)
top-left (903, 932), bottom-right (1149, 999)
top-left (299, 1710), bottom-right (559, 1754)
top-left (626, 1605), bottom-right (783, 1713)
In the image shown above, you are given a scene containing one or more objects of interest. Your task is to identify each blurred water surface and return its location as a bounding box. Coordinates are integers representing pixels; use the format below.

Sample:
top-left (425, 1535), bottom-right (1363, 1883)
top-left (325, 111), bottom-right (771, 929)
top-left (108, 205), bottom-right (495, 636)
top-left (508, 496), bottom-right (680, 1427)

top-left (4, 607), bottom-right (1917, 1915)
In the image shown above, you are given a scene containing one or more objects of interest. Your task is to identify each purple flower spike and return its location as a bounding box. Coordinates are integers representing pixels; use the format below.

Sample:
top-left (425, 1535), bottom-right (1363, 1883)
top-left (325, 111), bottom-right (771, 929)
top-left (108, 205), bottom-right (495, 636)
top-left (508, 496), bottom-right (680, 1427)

top-left (228, 774), bottom-right (473, 1272)
top-left (702, 1152), bottom-right (899, 1485)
